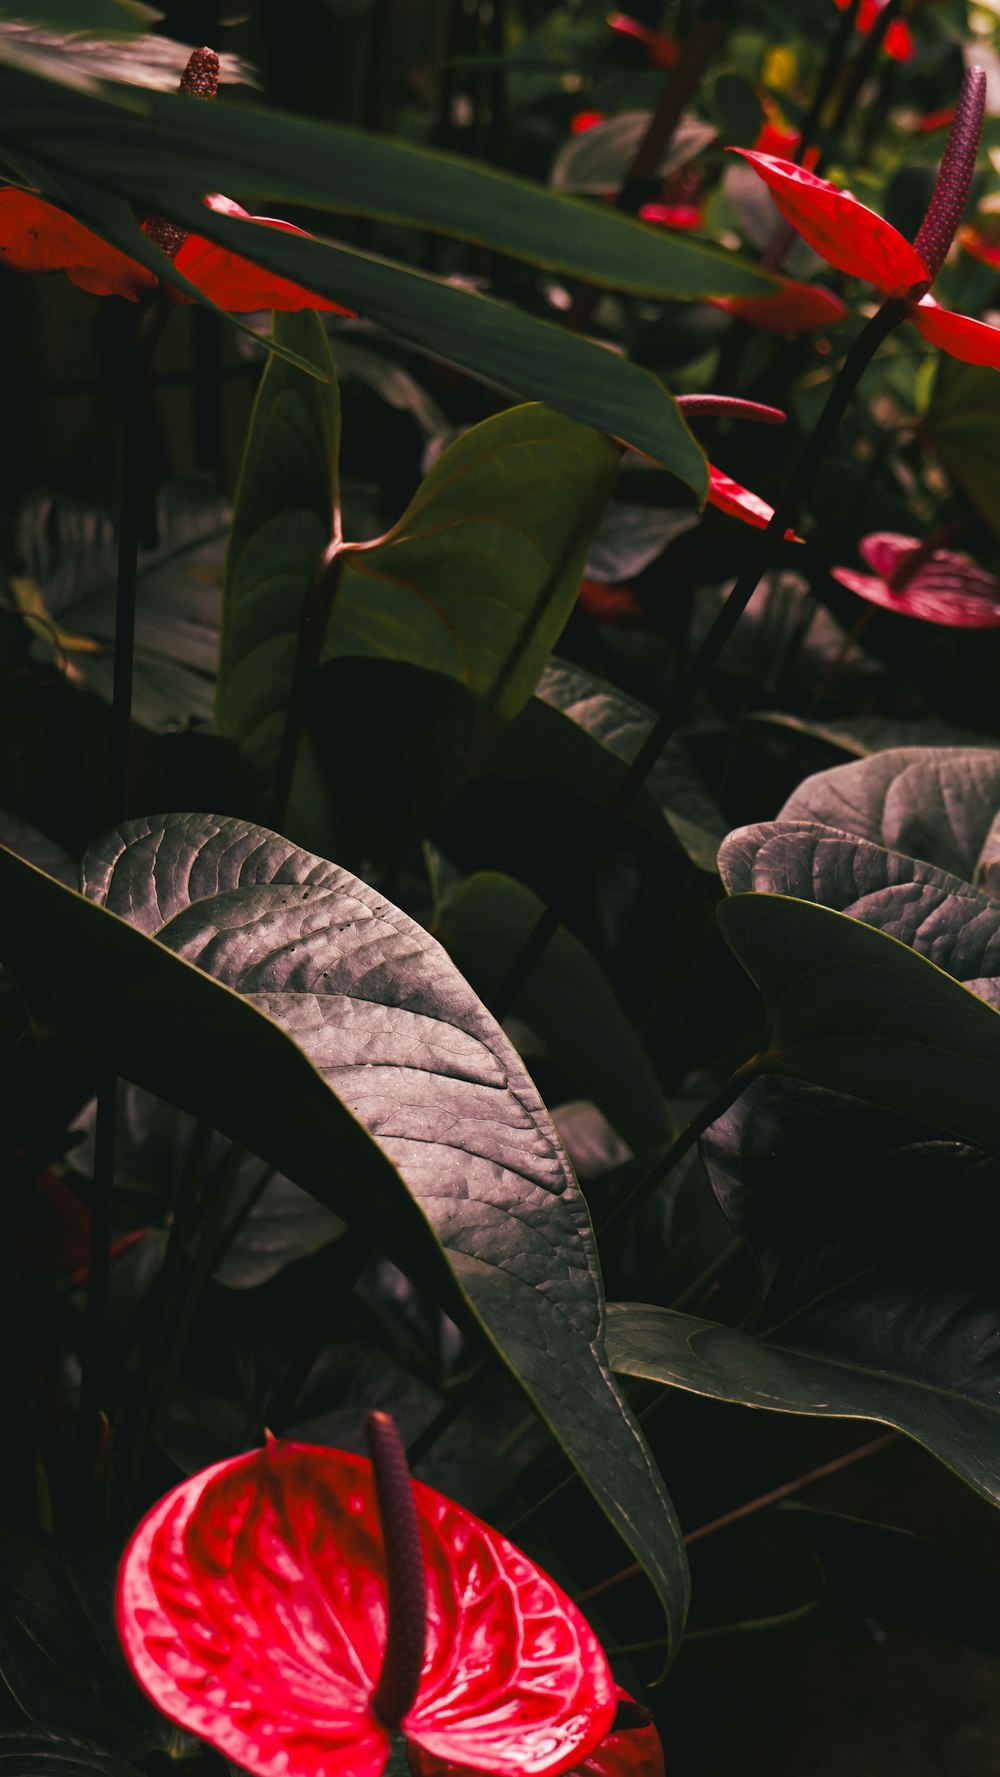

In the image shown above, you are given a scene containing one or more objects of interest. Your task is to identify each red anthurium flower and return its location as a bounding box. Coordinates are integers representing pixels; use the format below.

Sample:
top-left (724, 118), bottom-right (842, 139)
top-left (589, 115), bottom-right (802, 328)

top-left (606, 12), bottom-right (679, 70)
top-left (918, 107), bottom-right (956, 135)
top-left (0, 186), bottom-right (350, 314)
top-left (409, 1689), bottom-right (665, 1777)
top-left (833, 0), bottom-right (913, 61)
top-left (735, 74), bottom-right (1000, 372)
top-left (117, 1430), bottom-right (618, 1777)
top-left (571, 109), bottom-right (606, 134)
top-left (638, 202), bottom-right (704, 231)
top-left (0, 48), bottom-right (349, 315)
top-left (831, 532), bottom-right (1000, 627)
top-left (579, 579), bottom-right (646, 625)
top-left (711, 275), bottom-right (847, 333)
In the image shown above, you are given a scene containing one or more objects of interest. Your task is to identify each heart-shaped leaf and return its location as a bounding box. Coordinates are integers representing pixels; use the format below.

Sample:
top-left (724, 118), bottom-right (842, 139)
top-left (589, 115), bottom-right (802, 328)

top-left (718, 892), bottom-right (1000, 1152)
top-left (719, 748), bottom-right (1000, 1004)
top-left (0, 817), bottom-right (688, 1654)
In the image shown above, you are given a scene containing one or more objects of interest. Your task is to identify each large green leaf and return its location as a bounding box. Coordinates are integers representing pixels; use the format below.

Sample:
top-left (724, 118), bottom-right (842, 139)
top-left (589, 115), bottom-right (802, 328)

top-left (606, 1300), bottom-right (1000, 1507)
top-left (923, 359), bottom-right (1000, 541)
top-left (439, 871), bottom-right (673, 1154)
top-left (0, 817), bottom-right (689, 1652)
top-left (42, 172), bottom-right (707, 489)
top-left (718, 892), bottom-right (1000, 1153)
top-left (481, 659), bottom-right (727, 872)
top-left (328, 410), bottom-right (620, 720)
top-left (0, 63), bottom-right (777, 299)
top-left (216, 311), bottom-right (340, 846)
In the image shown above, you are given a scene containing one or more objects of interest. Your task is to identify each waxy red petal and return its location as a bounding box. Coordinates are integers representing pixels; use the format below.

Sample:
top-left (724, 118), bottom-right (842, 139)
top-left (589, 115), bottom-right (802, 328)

top-left (958, 223), bottom-right (1000, 270)
top-left (0, 188), bottom-right (156, 299)
top-left (118, 1441), bottom-right (616, 1777)
top-left (638, 203), bottom-right (704, 231)
top-left (712, 277), bottom-right (847, 332)
top-left (606, 13), bottom-right (678, 69)
top-left (409, 1689), bottom-right (664, 1777)
top-left (831, 532), bottom-right (1000, 628)
top-left (907, 294), bottom-right (1000, 370)
top-left (707, 464), bottom-right (800, 540)
top-left (732, 150), bottom-right (929, 296)
top-left (174, 194), bottom-right (352, 314)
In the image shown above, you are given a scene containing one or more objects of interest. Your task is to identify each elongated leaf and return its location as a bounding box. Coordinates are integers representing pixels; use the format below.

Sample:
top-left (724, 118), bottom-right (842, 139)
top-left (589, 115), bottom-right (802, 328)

top-left (0, 63), bottom-right (777, 299)
top-left (0, 818), bottom-right (688, 1654)
top-left (482, 659), bottom-right (726, 872)
top-left (43, 173), bottom-right (707, 489)
top-left (439, 872), bottom-right (673, 1154)
top-left (718, 892), bottom-right (1000, 1153)
top-left (550, 111), bottom-right (717, 196)
top-left (216, 311), bottom-right (339, 845)
top-left (606, 1300), bottom-right (1000, 1506)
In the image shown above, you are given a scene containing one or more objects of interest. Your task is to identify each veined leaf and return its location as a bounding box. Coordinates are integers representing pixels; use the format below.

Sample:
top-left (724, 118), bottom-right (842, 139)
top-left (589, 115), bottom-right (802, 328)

top-left (0, 818), bottom-right (689, 1655)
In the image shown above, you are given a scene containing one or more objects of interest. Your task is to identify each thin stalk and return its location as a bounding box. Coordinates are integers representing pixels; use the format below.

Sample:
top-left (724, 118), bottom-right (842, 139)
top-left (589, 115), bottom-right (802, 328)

top-left (406, 1361), bottom-right (490, 1468)
top-left (79, 1073), bottom-right (116, 1495)
top-left (577, 1431), bottom-right (899, 1603)
top-left (827, 0), bottom-right (904, 144)
top-left (794, 0), bottom-right (863, 169)
top-left (567, 0), bottom-right (735, 330)
top-left (597, 1058), bottom-right (761, 1241)
top-left (491, 297), bottom-right (905, 1021)
top-left (270, 542), bottom-right (345, 833)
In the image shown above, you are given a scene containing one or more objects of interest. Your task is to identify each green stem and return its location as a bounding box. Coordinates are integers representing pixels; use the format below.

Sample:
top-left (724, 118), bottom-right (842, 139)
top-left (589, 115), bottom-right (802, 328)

top-left (491, 297), bottom-right (905, 1021)
top-left (270, 542), bottom-right (345, 833)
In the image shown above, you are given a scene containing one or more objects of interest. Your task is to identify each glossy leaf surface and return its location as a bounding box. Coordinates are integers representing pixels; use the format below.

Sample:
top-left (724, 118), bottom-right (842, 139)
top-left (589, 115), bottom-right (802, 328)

top-left (733, 151), bottom-right (928, 294)
top-left (607, 1291), bottom-right (1000, 1505)
top-left (0, 822), bottom-right (689, 1655)
top-left (0, 64), bottom-right (776, 299)
top-left (718, 892), bottom-right (1000, 1153)
top-left (117, 1440), bottom-right (617, 1777)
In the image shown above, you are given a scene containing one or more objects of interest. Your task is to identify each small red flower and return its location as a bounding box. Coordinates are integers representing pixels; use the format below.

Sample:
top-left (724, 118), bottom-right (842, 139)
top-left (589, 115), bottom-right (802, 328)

top-left (571, 110), bottom-right (606, 135)
top-left (735, 118), bottom-right (1000, 371)
top-left (606, 13), bottom-right (679, 70)
top-left (0, 187), bottom-right (350, 313)
top-left (833, 0), bottom-right (913, 61)
top-left (677, 396), bottom-right (801, 539)
top-left (117, 1437), bottom-right (618, 1777)
top-left (638, 202), bottom-right (704, 231)
top-left (711, 275), bottom-right (847, 333)
top-left (831, 532), bottom-right (1000, 627)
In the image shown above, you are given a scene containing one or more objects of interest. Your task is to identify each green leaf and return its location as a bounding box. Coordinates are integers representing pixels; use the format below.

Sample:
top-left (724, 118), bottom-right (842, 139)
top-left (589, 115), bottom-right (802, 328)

top-left (482, 659), bottom-right (727, 872)
top-left (0, 1733), bottom-right (143, 1777)
top-left (0, 2), bottom-right (153, 36)
top-left (0, 817), bottom-right (689, 1654)
top-left (923, 359), bottom-right (1000, 540)
top-left (718, 892), bottom-right (1000, 1153)
top-left (42, 174), bottom-right (708, 486)
top-left (216, 311), bottom-right (340, 847)
top-left (328, 408), bottom-right (620, 720)
top-left (438, 871), bottom-right (673, 1154)
top-left (606, 1300), bottom-right (1000, 1508)
top-left (0, 63), bottom-right (778, 299)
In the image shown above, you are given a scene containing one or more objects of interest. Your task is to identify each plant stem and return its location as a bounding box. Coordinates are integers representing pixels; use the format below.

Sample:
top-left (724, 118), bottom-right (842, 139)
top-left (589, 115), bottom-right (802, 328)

top-left (567, 0), bottom-right (735, 331)
top-left (491, 297), bottom-right (905, 1021)
top-left (577, 1431), bottom-right (899, 1603)
top-left (406, 1361), bottom-right (489, 1469)
top-left (794, 0), bottom-right (863, 169)
top-left (598, 1058), bottom-right (761, 1241)
top-left (80, 1073), bottom-right (116, 1495)
top-left (270, 542), bottom-right (345, 834)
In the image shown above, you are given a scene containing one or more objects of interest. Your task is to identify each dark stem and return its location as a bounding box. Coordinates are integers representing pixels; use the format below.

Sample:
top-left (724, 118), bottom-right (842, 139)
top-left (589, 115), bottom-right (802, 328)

top-left (270, 542), bottom-right (345, 833)
top-left (567, 0), bottom-right (734, 330)
top-left (80, 1073), bottom-right (116, 1491)
top-left (597, 1057), bottom-right (761, 1240)
top-left (577, 1432), bottom-right (899, 1603)
top-left (827, 0), bottom-right (903, 142)
top-left (794, 0), bottom-right (863, 168)
top-left (491, 296), bottom-right (906, 1021)
top-left (368, 1411), bottom-right (428, 1730)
